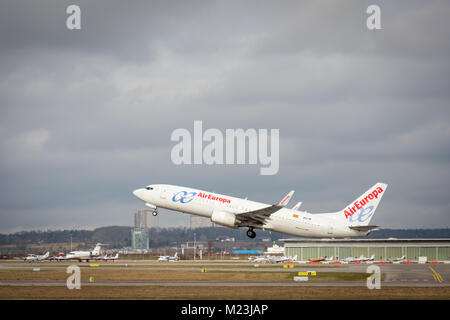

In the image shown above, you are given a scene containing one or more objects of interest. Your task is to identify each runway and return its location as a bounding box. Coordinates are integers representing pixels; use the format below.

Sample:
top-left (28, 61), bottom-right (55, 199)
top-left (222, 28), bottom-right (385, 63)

top-left (0, 260), bottom-right (448, 287)
top-left (0, 280), bottom-right (448, 287)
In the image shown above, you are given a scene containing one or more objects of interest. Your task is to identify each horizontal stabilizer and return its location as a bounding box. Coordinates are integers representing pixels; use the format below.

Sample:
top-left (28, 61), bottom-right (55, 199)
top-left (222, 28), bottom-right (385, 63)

top-left (292, 202), bottom-right (302, 211)
top-left (349, 225), bottom-right (378, 232)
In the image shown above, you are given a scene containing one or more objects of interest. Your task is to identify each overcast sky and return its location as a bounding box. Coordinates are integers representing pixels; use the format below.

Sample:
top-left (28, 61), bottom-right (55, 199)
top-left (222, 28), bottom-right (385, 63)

top-left (0, 0), bottom-right (449, 233)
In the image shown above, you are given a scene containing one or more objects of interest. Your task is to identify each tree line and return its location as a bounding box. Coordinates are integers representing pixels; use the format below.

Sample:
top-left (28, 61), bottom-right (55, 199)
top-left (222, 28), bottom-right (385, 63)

top-left (0, 226), bottom-right (449, 253)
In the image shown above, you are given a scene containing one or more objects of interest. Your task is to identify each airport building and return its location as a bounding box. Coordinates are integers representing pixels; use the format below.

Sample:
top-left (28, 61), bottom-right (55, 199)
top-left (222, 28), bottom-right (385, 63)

top-left (131, 228), bottom-right (149, 250)
top-left (190, 216), bottom-right (213, 229)
top-left (135, 209), bottom-right (159, 229)
top-left (282, 238), bottom-right (450, 261)
top-left (131, 210), bottom-right (152, 250)
top-left (134, 210), bottom-right (147, 229)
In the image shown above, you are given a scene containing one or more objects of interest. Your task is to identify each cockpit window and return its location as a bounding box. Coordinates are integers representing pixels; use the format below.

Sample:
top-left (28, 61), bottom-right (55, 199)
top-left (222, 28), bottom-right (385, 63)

top-left (146, 186), bottom-right (153, 190)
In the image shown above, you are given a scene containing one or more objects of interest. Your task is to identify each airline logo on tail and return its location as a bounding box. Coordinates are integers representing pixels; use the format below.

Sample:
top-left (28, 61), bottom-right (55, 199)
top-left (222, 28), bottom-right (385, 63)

top-left (344, 186), bottom-right (385, 219)
top-left (349, 206), bottom-right (374, 223)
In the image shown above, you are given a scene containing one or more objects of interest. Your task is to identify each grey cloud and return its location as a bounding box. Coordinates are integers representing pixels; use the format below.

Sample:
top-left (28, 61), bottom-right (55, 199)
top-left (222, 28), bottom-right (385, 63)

top-left (0, 1), bottom-right (449, 232)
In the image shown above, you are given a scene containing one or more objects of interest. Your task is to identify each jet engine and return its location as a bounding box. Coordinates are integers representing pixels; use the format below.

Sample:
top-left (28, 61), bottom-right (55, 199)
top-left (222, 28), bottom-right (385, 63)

top-left (211, 210), bottom-right (237, 228)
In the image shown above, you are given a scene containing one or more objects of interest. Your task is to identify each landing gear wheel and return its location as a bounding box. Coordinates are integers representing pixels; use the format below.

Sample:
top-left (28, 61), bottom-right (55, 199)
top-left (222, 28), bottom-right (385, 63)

top-left (152, 210), bottom-right (158, 216)
top-left (247, 228), bottom-right (256, 239)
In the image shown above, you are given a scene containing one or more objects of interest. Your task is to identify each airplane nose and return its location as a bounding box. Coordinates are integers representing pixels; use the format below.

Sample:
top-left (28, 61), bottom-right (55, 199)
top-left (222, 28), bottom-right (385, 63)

top-left (133, 188), bottom-right (146, 200)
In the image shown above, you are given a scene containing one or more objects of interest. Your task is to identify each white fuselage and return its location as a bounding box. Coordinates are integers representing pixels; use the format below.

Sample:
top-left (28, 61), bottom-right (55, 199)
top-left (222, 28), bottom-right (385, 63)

top-left (64, 245), bottom-right (102, 261)
top-left (65, 251), bottom-right (93, 260)
top-left (133, 184), bottom-right (368, 238)
top-left (24, 252), bottom-right (49, 262)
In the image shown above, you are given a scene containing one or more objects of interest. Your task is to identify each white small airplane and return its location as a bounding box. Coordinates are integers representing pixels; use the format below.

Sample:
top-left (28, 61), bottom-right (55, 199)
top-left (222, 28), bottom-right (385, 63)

top-left (64, 243), bottom-right (104, 262)
top-left (133, 183), bottom-right (387, 238)
top-left (273, 255), bottom-right (297, 263)
top-left (341, 254), bottom-right (375, 263)
top-left (24, 251), bottom-right (49, 262)
top-left (388, 255), bottom-right (406, 263)
top-left (104, 253), bottom-right (119, 262)
top-left (340, 255), bottom-right (362, 263)
top-left (94, 253), bottom-right (108, 261)
top-left (248, 255), bottom-right (271, 263)
top-left (361, 254), bottom-right (375, 262)
top-left (50, 254), bottom-right (66, 261)
top-left (249, 255), bottom-right (297, 264)
top-left (101, 252), bottom-right (119, 262)
top-left (158, 252), bottom-right (179, 261)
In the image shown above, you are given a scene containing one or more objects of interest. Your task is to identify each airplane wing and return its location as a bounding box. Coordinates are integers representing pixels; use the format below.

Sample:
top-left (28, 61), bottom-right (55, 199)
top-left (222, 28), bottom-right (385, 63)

top-left (349, 225), bottom-right (378, 232)
top-left (235, 190), bottom-right (294, 227)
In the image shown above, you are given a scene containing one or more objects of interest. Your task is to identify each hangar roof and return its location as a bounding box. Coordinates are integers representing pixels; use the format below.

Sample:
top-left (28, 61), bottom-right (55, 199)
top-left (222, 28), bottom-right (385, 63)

top-left (281, 238), bottom-right (450, 247)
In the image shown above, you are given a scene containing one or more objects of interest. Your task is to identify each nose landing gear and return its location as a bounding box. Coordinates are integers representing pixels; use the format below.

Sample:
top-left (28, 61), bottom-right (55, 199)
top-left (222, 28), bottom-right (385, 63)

top-left (246, 228), bottom-right (256, 239)
top-left (145, 203), bottom-right (158, 216)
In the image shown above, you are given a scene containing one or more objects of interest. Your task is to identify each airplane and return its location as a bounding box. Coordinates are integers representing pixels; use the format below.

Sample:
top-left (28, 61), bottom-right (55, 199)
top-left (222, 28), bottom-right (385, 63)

top-left (49, 254), bottom-right (66, 262)
top-left (24, 251), bottom-right (49, 262)
top-left (359, 254), bottom-right (375, 262)
top-left (341, 254), bottom-right (375, 263)
top-left (104, 253), bottom-right (119, 262)
top-left (64, 243), bottom-right (104, 262)
top-left (388, 255), bottom-right (406, 263)
top-left (273, 255), bottom-right (297, 263)
top-left (94, 252), bottom-right (109, 261)
top-left (158, 252), bottom-right (179, 261)
top-left (249, 255), bottom-right (297, 264)
top-left (248, 255), bottom-right (272, 263)
top-left (308, 256), bottom-right (334, 263)
top-left (133, 183), bottom-right (388, 239)
top-left (320, 256), bottom-right (335, 264)
top-left (340, 255), bottom-right (364, 263)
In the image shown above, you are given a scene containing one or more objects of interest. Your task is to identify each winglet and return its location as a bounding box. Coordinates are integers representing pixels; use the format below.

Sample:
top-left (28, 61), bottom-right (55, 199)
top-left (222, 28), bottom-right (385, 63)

top-left (279, 190), bottom-right (295, 207)
top-left (292, 201), bottom-right (302, 210)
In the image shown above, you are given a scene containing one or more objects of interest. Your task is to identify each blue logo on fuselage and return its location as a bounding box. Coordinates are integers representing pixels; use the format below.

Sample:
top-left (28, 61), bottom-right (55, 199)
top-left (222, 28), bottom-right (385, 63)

top-left (172, 191), bottom-right (197, 204)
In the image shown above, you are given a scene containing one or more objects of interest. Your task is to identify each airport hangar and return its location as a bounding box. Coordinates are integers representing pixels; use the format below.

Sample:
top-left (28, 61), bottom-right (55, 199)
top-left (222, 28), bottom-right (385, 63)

top-left (281, 238), bottom-right (450, 261)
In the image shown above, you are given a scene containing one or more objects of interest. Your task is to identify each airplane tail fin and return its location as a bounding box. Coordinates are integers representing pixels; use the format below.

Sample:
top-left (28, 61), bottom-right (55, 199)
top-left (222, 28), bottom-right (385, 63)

top-left (338, 183), bottom-right (388, 226)
top-left (92, 243), bottom-right (105, 255)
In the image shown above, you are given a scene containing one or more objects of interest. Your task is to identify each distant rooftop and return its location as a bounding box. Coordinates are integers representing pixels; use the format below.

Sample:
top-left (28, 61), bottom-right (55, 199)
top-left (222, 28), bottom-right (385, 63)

top-left (281, 238), bottom-right (450, 243)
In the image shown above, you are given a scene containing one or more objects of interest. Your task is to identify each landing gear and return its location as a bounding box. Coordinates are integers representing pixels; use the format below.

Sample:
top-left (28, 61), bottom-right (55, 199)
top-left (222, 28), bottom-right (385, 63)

top-left (247, 228), bottom-right (256, 239)
top-left (145, 203), bottom-right (157, 216)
